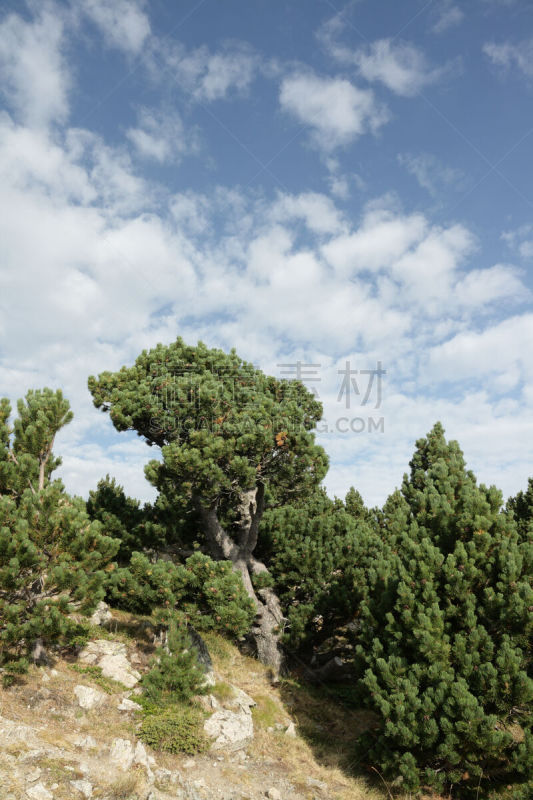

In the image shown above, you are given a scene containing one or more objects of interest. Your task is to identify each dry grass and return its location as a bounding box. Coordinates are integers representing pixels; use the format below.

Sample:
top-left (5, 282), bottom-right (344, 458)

top-left (100, 770), bottom-right (144, 799)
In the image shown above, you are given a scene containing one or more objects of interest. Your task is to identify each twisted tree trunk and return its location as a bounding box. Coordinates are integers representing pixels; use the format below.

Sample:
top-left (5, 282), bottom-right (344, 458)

top-left (193, 486), bottom-right (284, 676)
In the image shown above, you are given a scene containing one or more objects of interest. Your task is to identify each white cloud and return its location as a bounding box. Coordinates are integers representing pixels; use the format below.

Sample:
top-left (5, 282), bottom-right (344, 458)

top-left (279, 71), bottom-right (388, 150)
top-left (322, 207), bottom-right (427, 274)
top-left (399, 152), bottom-right (465, 195)
top-left (428, 314), bottom-right (533, 381)
top-left (80, 0), bottom-right (150, 55)
top-left (126, 107), bottom-right (199, 164)
top-left (161, 41), bottom-right (258, 102)
top-left (454, 264), bottom-right (528, 307)
top-left (431, 3), bottom-right (464, 34)
top-left (483, 39), bottom-right (533, 79)
top-left (318, 17), bottom-right (448, 97)
top-left (502, 224), bottom-right (533, 259)
top-left (353, 38), bottom-right (447, 96)
top-left (0, 4), bottom-right (70, 128)
top-left (269, 192), bottom-right (345, 235)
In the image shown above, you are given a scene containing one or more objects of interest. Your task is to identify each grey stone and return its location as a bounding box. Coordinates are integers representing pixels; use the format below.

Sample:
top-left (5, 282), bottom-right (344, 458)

top-left (74, 685), bottom-right (106, 710)
top-left (25, 766), bottom-right (41, 782)
top-left (26, 785), bottom-right (53, 800)
top-left (78, 640), bottom-right (141, 688)
top-left (204, 708), bottom-right (254, 751)
top-left (109, 738), bottom-right (134, 770)
top-left (117, 697), bottom-right (139, 712)
top-left (70, 779), bottom-right (93, 798)
top-left (89, 601), bottom-right (112, 627)
top-left (284, 722), bottom-right (296, 737)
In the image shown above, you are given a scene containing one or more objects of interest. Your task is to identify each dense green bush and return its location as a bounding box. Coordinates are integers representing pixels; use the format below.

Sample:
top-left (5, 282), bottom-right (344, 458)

top-left (354, 423), bottom-right (533, 795)
top-left (105, 550), bottom-right (255, 638)
top-left (258, 488), bottom-right (374, 651)
top-left (508, 478), bottom-right (533, 542)
top-left (138, 704), bottom-right (209, 754)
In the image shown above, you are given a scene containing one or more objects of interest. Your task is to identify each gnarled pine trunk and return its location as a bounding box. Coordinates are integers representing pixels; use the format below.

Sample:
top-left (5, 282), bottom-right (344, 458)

top-left (194, 486), bottom-right (284, 676)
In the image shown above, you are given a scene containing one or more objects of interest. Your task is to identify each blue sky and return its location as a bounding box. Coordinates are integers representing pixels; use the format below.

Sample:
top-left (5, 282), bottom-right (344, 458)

top-left (0, 0), bottom-right (532, 507)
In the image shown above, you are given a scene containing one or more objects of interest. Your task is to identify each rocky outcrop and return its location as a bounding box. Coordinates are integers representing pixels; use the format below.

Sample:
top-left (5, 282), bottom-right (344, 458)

top-left (78, 639), bottom-right (141, 688)
top-left (203, 686), bottom-right (256, 751)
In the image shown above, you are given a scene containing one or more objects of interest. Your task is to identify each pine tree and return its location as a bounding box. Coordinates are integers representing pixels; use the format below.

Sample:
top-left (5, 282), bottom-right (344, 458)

top-left (258, 488), bottom-right (373, 652)
top-left (354, 423), bottom-right (533, 795)
top-left (0, 392), bottom-right (119, 683)
top-left (88, 338), bottom-right (328, 673)
top-left (508, 478), bottom-right (533, 542)
top-left (86, 475), bottom-right (179, 563)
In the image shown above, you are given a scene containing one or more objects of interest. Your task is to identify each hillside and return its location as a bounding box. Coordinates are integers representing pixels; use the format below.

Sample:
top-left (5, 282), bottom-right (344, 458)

top-left (0, 606), bottom-right (417, 800)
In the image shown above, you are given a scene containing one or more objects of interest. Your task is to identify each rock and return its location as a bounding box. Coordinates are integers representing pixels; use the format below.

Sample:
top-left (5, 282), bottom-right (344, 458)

top-left (266, 789), bottom-right (281, 800)
top-left (89, 601), bottom-right (112, 627)
top-left (284, 722), bottom-right (296, 737)
top-left (78, 640), bottom-right (141, 688)
top-left (70, 779), bottom-right (93, 798)
top-left (228, 687), bottom-right (256, 712)
top-left (109, 738), bottom-right (134, 770)
top-left (134, 740), bottom-right (156, 774)
top-left (31, 639), bottom-right (48, 666)
top-left (188, 627), bottom-right (217, 688)
top-left (204, 708), bottom-right (254, 751)
top-left (306, 777), bottom-right (327, 790)
top-left (73, 685), bottom-right (106, 710)
top-left (117, 697), bottom-right (139, 712)
top-left (73, 735), bottom-right (97, 750)
top-left (25, 766), bottom-right (42, 782)
top-left (26, 785), bottom-right (53, 800)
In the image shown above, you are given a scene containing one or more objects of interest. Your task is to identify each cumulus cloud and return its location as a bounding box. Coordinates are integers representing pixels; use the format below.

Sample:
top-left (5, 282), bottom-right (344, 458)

top-left (428, 314), bottom-right (533, 382)
top-left (398, 152), bottom-right (466, 195)
top-left (318, 16), bottom-right (448, 96)
top-left (79, 0), bottom-right (150, 55)
top-left (160, 40), bottom-right (258, 102)
top-left (431, 3), bottom-right (464, 34)
top-left (0, 4), bottom-right (70, 128)
top-left (279, 71), bottom-right (388, 150)
top-left (269, 192), bottom-right (346, 235)
top-left (502, 224), bottom-right (533, 259)
top-left (353, 38), bottom-right (448, 96)
top-left (483, 38), bottom-right (533, 79)
top-left (126, 107), bottom-right (199, 163)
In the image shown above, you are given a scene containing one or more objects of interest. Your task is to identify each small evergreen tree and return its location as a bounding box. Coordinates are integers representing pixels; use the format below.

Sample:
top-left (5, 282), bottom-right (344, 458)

top-left (508, 478), bottom-right (533, 542)
top-left (0, 392), bottom-right (119, 683)
top-left (259, 488), bottom-right (373, 652)
top-left (355, 423), bottom-right (533, 795)
top-left (86, 475), bottom-right (181, 563)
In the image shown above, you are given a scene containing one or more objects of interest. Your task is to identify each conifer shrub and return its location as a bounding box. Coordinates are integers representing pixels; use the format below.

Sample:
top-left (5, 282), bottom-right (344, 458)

top-left (508, 478), bottom-right (533, 543)
top-left (354, 423), bottom-right (533, 795)
top-left (258, 488), bottom-right (374, 651)
top-left (105, 550), bottom-right (255, 638)
top-left (141, 621), bottom-right (207, 704)
top-left (0, 392), bottom-right (119, 684)
top-left (86, 475), bottom-right (186, 563)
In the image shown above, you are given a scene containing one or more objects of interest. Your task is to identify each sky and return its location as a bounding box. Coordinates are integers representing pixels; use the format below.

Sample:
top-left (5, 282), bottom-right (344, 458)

top-left (0, 0), bottom-right (532, 508)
